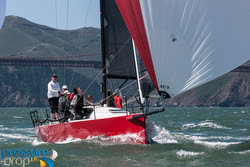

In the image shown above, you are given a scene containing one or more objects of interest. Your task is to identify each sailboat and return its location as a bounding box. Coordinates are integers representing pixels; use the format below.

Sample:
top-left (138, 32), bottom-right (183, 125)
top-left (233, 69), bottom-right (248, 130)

top-left (30, 0), bottom-right (249, 144)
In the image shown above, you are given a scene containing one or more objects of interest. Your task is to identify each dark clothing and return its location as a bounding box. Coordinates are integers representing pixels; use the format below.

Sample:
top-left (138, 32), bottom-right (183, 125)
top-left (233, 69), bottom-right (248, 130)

top-left (75, 94), bottom-right (83, 114)
top-left (58, 95), bottom-right (71, 119)
top-left (70, 94), bottom-right (84, 119)
top-left (108, 95), bottom-right (115, 107)
top-left (48, 97), bottom-right (59, 113)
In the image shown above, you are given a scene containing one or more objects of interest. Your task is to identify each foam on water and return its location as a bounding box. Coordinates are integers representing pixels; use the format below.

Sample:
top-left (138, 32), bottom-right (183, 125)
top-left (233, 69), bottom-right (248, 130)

top-left (177, 134), bottom-right (250, 141)
top-left (228, 150), bottom-right (250, 155)
top-left (0, 133), bottom-right (35, 143)
top-left (0, 126), bottom-right (35, 136)
top-left (13, 116), bottom-right (24, 119)
top-left (176, 150), bottom-right (205, 158)
top-left (55, 136), bottom-right (82, 144)
top-left (194, 140), bottom-right (241, 148)
top-left (85, 133), bottom-right (145, 145)
top-left (32, 136), bottom-right (83, 146)
top-left (0, 127), bottom-right (9, 130)
top-left (146, 122), bottom-right (178, 144)
top-left (32, 139), bottom-right (47, 146)
top-left (0, 137), bottom-right (7, 142)
top-left (182, 120), bottom-right (231, 130)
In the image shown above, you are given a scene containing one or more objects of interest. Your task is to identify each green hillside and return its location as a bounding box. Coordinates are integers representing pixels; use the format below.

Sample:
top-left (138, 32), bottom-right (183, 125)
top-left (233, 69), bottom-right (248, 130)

top-left (0, 16), bottom-right (103, 107)
top-left (0, 16), bottom-right (101, 60)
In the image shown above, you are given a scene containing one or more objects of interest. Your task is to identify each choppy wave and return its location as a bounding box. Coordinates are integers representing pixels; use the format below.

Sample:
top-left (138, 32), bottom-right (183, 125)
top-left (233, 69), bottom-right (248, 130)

top-left (13, 116), bottom-right (24, 119)
top-left (0, 133), bottom-right (35, 142)
top-left (182, 120), bottom-right (231, 130)
top-left (55, 136), bottom-right (82, 144)
top-left (32, 136), bottom-right (83, 146)
top-left (1, 107), bottom-right (249, 167)
top-left (176, 134), bottom-right (250, 142)
top-left (176, 150), bottom-right (205, 158)
top-left (0, 137), bottom-right (7, 142)
top-left (146, 122), bottom-right (178, 144)
top-left (228, 150), bottom-right (250, 155)
top-left (32, 139), bottom-right (47, 146)
top-left (194, 140), bottom-right (241, 148)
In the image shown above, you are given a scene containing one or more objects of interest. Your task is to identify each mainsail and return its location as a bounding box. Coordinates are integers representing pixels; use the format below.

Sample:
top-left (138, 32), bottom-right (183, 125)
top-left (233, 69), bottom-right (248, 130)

top-left (101, 0), bottom-right (136, 80)
top-left (0, 0), bottom-right (6, 29)
top-left (116, 0), bottom-right (250, 98)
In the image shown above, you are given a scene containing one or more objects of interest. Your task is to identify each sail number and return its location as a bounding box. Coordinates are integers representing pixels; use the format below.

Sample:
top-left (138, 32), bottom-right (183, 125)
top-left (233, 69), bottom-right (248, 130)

top-left (160, 85), bottom-right (169, 90)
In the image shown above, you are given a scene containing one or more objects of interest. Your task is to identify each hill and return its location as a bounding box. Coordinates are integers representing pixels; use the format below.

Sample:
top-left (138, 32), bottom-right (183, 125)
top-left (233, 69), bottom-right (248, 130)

top-left (0, 16), bottom-right (102, 107)
top-left (163, 71), bottom-right (249, 107)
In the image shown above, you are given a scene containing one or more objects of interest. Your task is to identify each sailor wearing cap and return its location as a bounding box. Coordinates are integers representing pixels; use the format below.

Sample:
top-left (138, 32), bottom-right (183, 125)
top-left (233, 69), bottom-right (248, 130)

top-left (47, 74), bottom-right (62, 120)
top-left (62, 85), bottom-right (68, 93)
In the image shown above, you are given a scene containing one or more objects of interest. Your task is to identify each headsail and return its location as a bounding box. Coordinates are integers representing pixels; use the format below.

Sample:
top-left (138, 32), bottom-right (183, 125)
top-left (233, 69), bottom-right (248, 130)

top-left (0, 0), bottom-right (6, 29)
top-left (116, 0), bottom-right (250, 98)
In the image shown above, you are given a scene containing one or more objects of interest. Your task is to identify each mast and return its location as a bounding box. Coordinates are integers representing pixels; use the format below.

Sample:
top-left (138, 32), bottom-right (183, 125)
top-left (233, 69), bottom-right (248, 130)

top-left (100, 0), bottom-right (107, 103)
top-left (132, 39), bottom-right (144, 109)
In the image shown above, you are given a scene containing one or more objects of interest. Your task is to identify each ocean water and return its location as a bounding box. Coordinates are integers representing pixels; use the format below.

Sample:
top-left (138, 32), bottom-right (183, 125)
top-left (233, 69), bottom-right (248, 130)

top-left (0, 107), bottom-right (249, 167)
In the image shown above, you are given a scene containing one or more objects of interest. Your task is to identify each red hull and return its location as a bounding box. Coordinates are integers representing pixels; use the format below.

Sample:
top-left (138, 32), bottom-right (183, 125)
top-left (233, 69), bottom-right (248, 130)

top-left (34, 114), bottom-right (146, 144)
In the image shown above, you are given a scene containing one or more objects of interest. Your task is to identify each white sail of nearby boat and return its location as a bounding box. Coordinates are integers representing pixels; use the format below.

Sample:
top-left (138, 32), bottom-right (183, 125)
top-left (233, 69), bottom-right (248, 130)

top-left (0, 0), bottom-right (6, 29)
top-left (116, 0), bottom-right (250, 98)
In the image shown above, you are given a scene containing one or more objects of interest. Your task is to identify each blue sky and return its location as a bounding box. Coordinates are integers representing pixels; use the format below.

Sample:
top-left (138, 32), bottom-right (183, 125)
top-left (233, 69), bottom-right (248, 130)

top-left (6, 0), bottom-right (100, 30)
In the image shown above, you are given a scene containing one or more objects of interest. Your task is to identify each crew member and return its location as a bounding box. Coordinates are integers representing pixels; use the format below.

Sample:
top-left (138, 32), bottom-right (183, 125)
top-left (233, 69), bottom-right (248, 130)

top-left (47, 74), bottom-right (61, 120)
top-left (62, 85), bottom-right (68, 93)
top-left (70, 86), bottom-right (84, 119)
top-left (114, 94), bottom-right (122, 109)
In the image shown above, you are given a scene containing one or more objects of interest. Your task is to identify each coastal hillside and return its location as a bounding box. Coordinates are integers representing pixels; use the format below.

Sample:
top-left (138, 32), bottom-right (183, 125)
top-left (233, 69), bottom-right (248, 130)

top-left (0, 16), bottom-right (249, 107)
top-left (0, 16), bottom-right (102, 107)
top-left (163, 70), bottom-right (249, 107)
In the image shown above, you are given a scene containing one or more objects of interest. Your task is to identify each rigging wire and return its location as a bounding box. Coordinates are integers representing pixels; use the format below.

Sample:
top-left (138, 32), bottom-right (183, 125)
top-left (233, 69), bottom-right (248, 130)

top-left (64, 0), bottom-right (70, 84)
top-left (69, 0), bottom-right (92, 89)
top-left (66, 0), bottom-right (69, 30)
top-left (55, 0), bottom-right (58, 28)
top-left (83, 37), bottom-right (132, 94)
top-left (83, 0), bottom-right (92, 28)
top-left (54, 0), bottom-right (61, 79)
top-left (97, 74), bottom-right (149, 105)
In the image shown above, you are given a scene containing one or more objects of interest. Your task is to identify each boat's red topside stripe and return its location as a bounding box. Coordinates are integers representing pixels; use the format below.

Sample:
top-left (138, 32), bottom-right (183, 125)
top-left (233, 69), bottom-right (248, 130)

top-left (115, 0), bottom-right (159, 91)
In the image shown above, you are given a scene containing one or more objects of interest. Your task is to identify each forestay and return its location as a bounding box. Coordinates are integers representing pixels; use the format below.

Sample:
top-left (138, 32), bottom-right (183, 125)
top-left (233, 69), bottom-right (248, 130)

top-left (116, 0), bottom-right (250, 98)
top-left (0, 0), bottom-right (6, 29)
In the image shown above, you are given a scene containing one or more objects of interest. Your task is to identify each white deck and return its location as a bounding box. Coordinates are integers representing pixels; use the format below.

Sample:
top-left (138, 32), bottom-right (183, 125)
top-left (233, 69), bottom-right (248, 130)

top-left (87, 105), bottom-right (129, 120)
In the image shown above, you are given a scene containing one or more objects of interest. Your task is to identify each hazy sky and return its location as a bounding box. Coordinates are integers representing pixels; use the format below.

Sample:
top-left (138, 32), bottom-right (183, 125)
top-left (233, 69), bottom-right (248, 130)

top-left (6, 0), bottom-right (100, 30)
